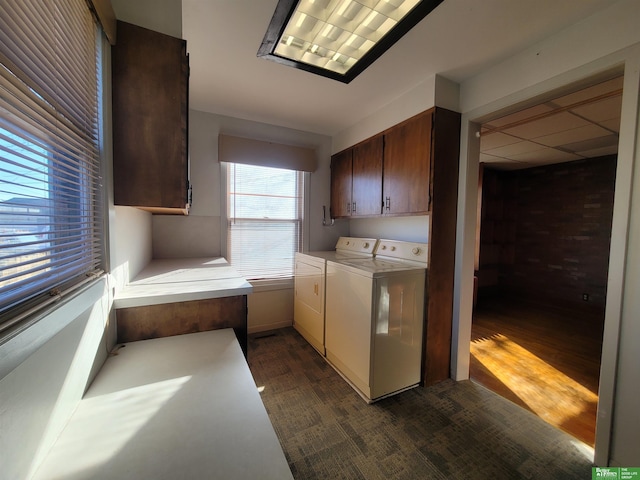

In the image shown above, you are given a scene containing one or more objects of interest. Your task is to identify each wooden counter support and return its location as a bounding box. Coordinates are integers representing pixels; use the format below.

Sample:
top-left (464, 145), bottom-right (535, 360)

top-left (116, 296), bottom-right (248, 356)
top-left (113, 257), bottom-right (253, 357)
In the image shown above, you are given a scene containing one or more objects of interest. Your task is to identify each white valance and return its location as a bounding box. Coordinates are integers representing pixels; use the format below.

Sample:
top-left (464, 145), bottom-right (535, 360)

top-left (218, 134), bottom-right (317, 172)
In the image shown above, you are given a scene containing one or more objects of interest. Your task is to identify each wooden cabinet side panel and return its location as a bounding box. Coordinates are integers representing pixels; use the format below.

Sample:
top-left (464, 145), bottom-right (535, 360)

top-left (424, 108), bottom-right (461, 385)
top-left (383, 112), bottom-right (432, 215)
top-left (116, 296), bottom-right (248, 356)
top-left (352, 136), bottom-right (383, 216)
top-left (112, 21), bottom-right (188, 210)
top-left (330, 149), bottom-right (353, 218)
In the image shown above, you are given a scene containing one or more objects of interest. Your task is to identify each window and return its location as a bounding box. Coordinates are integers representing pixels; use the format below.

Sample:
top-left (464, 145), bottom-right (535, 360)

top-left (0, 0), bottom-right (103, 331)
top-left (226, 163), bottom-right (304, 280)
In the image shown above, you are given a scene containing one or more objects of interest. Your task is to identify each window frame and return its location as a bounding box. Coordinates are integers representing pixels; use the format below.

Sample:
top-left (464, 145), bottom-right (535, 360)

top-left (0, 3), bottom-right (108, 342)
top-left (220, 162), bottom-right (309, 285)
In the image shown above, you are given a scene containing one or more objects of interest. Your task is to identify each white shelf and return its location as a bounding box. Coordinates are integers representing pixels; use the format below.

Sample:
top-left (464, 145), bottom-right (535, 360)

top-left (33, 329), bottom-right (293, 480)
top-left (114, 257), bottom-right (253, 309)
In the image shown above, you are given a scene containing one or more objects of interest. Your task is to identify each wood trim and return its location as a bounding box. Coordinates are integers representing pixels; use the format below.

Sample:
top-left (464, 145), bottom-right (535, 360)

top-left (88, 0), bottom-right (117, 44)
top-left (424, 107), bottom-right (461, 386)
top-left (116, 296), bottom-right (248, 357)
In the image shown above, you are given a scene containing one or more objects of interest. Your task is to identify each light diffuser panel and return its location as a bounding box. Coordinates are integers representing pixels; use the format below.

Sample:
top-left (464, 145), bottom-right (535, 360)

top-left (258, 0), bottom-right (444, 82)
top-left (274, 0), bottom-right (419, 74)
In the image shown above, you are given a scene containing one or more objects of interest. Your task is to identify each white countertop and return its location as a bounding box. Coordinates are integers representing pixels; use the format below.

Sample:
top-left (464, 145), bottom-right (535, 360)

top-left (33, 329), bottom-right (294, 480)
top-left (114, 257), bottom-right (253, 309)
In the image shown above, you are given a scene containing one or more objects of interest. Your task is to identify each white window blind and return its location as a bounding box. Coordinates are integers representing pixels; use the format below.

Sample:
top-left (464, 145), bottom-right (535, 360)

top-left (226, 163), bottom-right (303, 280)
top-left (0, 0), bottom-right (103, 331)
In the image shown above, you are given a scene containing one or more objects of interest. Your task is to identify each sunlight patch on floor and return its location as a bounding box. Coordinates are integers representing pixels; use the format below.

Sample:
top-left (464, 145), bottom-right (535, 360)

top-left (471, 334), bottom-right (597, 429)
top-left (571, 439), bottom-right (595, 460)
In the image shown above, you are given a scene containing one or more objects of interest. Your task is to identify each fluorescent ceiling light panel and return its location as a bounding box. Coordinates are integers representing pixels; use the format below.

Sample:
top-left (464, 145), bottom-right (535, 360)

top-left (258, 0), bottom-right (444, 83)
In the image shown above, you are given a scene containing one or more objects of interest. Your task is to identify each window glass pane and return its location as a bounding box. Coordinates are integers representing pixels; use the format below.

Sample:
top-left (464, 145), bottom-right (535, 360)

top-left (0, 0), bottom-right (102, 330)
top-left (227, 163), bottom-right (303, 280)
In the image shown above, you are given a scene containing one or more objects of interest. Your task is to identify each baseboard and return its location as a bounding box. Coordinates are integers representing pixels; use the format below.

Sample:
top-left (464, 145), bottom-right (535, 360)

top-left (248, 320), bottom-right (292, 335)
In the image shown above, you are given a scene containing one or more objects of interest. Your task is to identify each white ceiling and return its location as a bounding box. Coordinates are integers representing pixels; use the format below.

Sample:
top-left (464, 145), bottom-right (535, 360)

top-left (182, 0), bottom-right (620, 138)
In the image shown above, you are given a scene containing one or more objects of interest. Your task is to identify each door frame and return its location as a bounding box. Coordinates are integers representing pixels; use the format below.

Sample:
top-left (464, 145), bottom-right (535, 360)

top-left (451, 46), bottom-right (640, 466)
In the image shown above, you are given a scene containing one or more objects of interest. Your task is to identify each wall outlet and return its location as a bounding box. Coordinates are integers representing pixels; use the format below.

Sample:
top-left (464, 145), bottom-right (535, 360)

top-left (582, 293), bottom-right (589, 301)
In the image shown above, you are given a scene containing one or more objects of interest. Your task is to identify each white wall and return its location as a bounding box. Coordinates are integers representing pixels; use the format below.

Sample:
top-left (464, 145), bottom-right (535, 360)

top-left (334, 74), bottom-right (459, 244)
top-left (0, 281), bottom-right (112, 479)
top-left (151, 109), bottom-right (337, 331)
top-left (154, 109), bottom-right (338, 255)
top-left (111, 0), bottom-right (182, 38)
top-left (333, 74), bottom-right (460, 153)
top-left (112, 206), bottom-right (152, 289)
top-left (350, 216), bottom-right (429, 243)
top-left (452, 0), bottom-right (640, 466)
top-left (248, 283), bottom-right (295, 334)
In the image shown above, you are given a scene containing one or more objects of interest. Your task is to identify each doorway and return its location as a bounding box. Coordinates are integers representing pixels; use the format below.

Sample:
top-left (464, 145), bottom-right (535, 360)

top-left (469, 75), bottom-right (623, 447)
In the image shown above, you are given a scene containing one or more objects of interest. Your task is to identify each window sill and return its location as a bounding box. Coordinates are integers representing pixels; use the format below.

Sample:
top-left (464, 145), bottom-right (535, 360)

top-left (249, 277), bottom-right (294, 293)
top-left (0, 277), bottom-right (110, 381)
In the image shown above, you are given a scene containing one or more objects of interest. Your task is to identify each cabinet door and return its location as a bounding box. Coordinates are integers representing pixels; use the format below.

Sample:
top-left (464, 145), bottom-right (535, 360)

top-left (352, 136), bottom-right (383, 216)
top-left (293, 258), bottom-right (325, 353)
top-left (383, 111), bottom-right (432, 215)
top-left (330, 149), bottom-right (353, 218)
top-left (113, 21), bottom-right (189, 214)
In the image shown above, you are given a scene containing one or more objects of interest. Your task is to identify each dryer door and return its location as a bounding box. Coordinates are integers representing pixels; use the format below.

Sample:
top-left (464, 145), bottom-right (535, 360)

top-left (294, 258), bottom-right (325, 354)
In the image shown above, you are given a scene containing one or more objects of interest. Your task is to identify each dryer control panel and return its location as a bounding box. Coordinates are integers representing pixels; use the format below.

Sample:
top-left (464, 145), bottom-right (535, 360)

top-left (374, 240), bottom-right (428, 264)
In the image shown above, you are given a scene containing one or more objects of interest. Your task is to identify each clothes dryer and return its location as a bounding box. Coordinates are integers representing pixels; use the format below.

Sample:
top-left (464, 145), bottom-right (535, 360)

top-left (325, 239), bottom-right (427, 402)
top-left (293, 237), bottom-right (376, 354)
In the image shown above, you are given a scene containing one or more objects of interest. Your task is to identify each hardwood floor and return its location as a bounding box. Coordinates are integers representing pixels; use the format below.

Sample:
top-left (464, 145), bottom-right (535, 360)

top-left (470, 296), bottom-right (604, 446)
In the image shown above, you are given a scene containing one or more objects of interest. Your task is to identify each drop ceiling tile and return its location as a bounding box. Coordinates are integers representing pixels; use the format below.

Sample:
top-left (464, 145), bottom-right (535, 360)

top-left (560, 134), bottom-right (618, 153)
top-left (488, 161), bottom-right (530, 171)
top-left (484, 140), bottom-right (545, 157)
top-left (570, 95), bottom-right (622, 123)
top-left (480, 132), bottom-right (522, 151)
top-left (550, 76), bottom-right (623, 107)
top-left (531, 157), bottom-right (584, 167)
top-left (534, 124), bottom-right (612, 147)
top-left (576, 144), bottom-right (619, 158)
top-left (480, 153), bottom-right (511, 165)
top-left (503, 112), bottom-right (590, 139)
top-left (484, 104), bottom-right (554, 129)
top-left (508, 147), bottom-right (582, 164)
top-left (479, 153), bottom-right (508, 163)
top-left (600, 118), bottom-right (621, 133)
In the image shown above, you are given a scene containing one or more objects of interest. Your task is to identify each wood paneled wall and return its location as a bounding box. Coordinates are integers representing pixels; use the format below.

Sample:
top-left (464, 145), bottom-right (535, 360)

top-left (478, 155), bottom-right (617, 313)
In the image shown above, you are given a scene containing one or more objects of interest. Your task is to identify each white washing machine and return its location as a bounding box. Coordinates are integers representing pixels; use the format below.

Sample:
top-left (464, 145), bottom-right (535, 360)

top-left (325, 239), bottom-right (428, 402)
top-left (294, 237), bottom-right (377, 355)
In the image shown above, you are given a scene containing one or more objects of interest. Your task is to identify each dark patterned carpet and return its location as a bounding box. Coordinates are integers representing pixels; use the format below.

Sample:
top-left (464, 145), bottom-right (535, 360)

top-left (247, 327), bottom-right (594, 480)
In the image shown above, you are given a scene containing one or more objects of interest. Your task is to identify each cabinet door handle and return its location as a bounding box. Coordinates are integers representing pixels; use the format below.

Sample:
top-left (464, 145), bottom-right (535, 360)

top-left (347, 202), bottom-right (351, 213)
top-left (314, 283), bottom-right (318, 295)
top-left (385, 197), bottom-right (390, 211)
top-left (352, 202), bottom-right (356, 213)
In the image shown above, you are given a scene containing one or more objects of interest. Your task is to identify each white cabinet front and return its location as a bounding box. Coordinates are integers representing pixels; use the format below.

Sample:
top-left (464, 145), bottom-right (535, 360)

top-left (325, 263), bottom-right (425, 402)
top-left (371, 273), bottom-right (424, 399)
top-left (293, 258), bottom-right (325, 354)
top-left (325, 264), bottom-right (373, 398)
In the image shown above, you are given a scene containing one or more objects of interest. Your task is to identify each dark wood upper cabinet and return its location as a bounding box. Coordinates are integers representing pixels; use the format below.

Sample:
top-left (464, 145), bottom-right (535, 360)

top-left (352, 136), bottom-right (383, 216)
top-left (330, 107), bottom-right (458, 220)
top-left (112, 21), bottom-right (190, 215)
top-left (330, 148), bottom-right (353, 218)
top-left (331, 136), bottom-right (383, 218)
top-left (383, 111), bottom-right (432, 215)
top-left (328, 107), bottom-right (462, 387)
